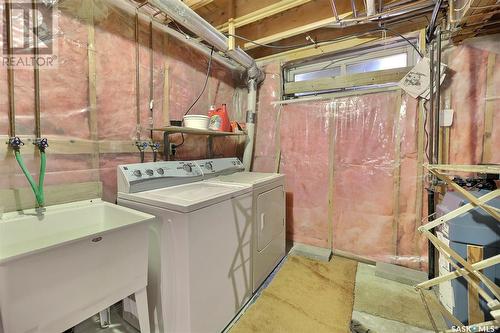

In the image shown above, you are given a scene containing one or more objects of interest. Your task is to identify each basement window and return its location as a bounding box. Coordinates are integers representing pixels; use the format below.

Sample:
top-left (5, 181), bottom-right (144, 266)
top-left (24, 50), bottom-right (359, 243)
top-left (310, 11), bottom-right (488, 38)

top-left (283, 40), bottom-right (418, 99)
top-left (346, 53), bottom-right (408, 75)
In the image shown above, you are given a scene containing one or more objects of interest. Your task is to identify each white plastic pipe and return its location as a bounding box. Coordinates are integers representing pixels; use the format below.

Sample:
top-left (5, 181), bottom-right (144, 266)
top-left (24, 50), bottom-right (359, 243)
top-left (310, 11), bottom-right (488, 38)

top-left (366, 0), bottom-right (377, 16)
top-left (242, 79), bottom-right (257, 171)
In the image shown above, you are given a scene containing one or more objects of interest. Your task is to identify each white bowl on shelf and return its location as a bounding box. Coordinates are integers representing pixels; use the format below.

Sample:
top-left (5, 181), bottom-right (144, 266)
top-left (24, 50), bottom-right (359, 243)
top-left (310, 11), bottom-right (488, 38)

top-left (183, 115), bottom-right (210, 130)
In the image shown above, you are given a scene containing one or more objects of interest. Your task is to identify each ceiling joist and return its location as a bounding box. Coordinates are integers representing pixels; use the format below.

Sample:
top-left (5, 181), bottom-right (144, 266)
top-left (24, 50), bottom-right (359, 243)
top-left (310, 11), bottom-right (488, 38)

top-left (216, 0), bottom-right (314, 32)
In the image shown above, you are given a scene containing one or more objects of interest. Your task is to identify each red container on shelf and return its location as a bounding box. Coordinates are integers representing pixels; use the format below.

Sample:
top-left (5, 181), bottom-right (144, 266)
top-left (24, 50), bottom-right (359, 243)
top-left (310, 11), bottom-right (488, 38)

top-left (208, 104), bottom-right (232, 132)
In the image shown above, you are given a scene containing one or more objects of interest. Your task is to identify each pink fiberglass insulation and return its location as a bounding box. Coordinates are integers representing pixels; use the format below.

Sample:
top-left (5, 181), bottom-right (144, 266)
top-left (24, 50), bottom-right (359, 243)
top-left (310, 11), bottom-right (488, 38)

top-left (252, 63), bottom-right (282, 173)
top-left (95, 8), bottom-right (139, 141)
top-left (443, 37), bottom-right (500, 165)
top-left (0, 66), bottom-right (7, 135)
top-left (395, 96), bottom-right (425, 270)
top-left (251, 35), bottom-right (498, 270)
top-left (280, 101), bottom-right (332, 248)
top-left (332, 92), bottom-right (402, 263)
top-left (0, 2), bottom-right (245, 208)
top-left (446, 44), bottom-right (488, 165)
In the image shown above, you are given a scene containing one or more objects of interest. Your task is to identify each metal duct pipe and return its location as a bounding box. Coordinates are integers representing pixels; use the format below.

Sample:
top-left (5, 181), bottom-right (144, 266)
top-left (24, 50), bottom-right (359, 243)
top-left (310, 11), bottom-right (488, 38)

top-left (427, 39), bottom-right (436, 280)
top-left (327, 0), bottom-right (434, 27)
top-left (106, 0), bottom-right (243, 72)
top-left (147, 0), bottom-right (263, 80)
top-left (434, 26), bottom-right (441, 166)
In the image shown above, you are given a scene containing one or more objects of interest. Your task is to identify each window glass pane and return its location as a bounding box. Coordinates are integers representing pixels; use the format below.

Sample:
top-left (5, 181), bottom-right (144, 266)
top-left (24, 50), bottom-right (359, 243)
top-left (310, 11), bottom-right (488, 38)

top-left (346, 53), bottom-right (407, 75)
top-left (294, 67), bottom-right (341, 82)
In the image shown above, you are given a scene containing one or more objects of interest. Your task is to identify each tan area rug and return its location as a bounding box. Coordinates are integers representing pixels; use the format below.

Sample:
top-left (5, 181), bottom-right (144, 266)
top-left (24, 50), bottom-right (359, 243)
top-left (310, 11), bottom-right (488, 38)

top-left (230, 255), bottom-right (358, 333)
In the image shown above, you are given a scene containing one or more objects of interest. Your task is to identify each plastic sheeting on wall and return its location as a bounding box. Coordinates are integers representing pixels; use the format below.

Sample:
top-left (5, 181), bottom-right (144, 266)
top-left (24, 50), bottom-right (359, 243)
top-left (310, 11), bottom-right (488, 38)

top-left (253, 62), bottom-right (426, 268)
top-left (331, 92), bottom-right (425, 270)
top-left (253, 34), bottom-right (500, 270)
top-left (0, 0), bottom-right (245, 207)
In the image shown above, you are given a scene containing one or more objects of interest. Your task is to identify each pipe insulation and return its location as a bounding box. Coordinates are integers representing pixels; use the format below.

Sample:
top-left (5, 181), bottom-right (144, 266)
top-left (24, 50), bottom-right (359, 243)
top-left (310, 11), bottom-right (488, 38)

top-left (146, 0), bottom-right (264, 80)
top-left (107, 0), bottom-right (243, 72)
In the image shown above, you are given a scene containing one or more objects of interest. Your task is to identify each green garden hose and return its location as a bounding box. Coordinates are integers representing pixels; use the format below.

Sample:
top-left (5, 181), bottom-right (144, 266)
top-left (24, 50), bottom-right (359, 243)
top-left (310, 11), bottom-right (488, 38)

top-left (38, 151), bottom-right (46, 206)
top-left (14, 150), bottom-right (46, 207)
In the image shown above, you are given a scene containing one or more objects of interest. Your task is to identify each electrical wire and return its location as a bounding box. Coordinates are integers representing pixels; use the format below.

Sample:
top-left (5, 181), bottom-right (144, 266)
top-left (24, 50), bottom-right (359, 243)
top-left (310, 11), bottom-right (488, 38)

top-left (423, 100), bottom-right (431, 162)
top-left (184, 47), bottom-right (214, 116)
top-left (381, 26), bottom-right (424, 58)
top-left (174, 46), bottom-right (215, 150)
top-left (227, 28), bottom-right (423, 59)
top-left (426, 0), bottom-right (443, 43)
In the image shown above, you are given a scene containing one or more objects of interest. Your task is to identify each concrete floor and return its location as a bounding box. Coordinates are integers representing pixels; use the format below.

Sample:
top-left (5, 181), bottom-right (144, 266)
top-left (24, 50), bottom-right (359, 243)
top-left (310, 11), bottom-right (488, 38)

top-left (352, 263), bottom-right (448, 332)
top-left (74, 305), bottom-right (139, 333)
top-left (352, 311), bottom-right (434, 333)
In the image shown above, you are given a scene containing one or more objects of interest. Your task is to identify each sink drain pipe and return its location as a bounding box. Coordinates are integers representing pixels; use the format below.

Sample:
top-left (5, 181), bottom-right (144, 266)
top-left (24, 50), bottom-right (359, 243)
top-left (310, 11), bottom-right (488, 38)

top-left (242, 78), bottom-right (258, 171)
top-left (146, 0), bottom-right (265, 170)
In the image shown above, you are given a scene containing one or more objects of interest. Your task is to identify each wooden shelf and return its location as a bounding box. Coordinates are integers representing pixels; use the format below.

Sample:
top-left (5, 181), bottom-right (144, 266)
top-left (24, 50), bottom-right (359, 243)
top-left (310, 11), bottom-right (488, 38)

top-left (151, 126), bottom-right (246, 136)
top-left (426, 164), bottom-right (500, 174)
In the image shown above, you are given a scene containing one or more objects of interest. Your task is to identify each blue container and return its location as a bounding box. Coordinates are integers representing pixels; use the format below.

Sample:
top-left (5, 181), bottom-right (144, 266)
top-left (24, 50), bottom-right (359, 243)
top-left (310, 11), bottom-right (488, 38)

top-left (436, 190), bottom-right (500, 325)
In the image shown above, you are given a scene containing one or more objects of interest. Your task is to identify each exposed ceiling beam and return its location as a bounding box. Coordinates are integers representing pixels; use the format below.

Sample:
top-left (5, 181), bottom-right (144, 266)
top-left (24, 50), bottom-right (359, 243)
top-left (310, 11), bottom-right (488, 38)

top-left (256, 35), bottom-right (380, 64)
top-left (234, 0), bottom-right (362, 48)
top-left (236, 0), bottom-right (432, 51)
top-left (242, 0), bottom-right (434, 51)
top-left (216, 0), bottom-right (314, 32)
top-left (451, 0), bottom-right (500, 42)
top-left (183, 0), bottom-right (214, 9)
top-left (252, 17), bottom-right (430, 63)
top-left (243, 12), bottom-right (353, 50)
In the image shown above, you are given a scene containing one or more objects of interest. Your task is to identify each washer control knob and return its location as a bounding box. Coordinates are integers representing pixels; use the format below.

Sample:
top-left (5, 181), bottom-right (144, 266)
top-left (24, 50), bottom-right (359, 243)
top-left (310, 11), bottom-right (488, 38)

top-left (145, 169), bottom-right (154, 176)
top-left (205, 162), bottom-right (213, 170)
top-left (157, 168), bottom-right (165, 175)
top-left (183, 164), bottom-right (193, 173)
top-left (133, 170), bottom-right (142, 177)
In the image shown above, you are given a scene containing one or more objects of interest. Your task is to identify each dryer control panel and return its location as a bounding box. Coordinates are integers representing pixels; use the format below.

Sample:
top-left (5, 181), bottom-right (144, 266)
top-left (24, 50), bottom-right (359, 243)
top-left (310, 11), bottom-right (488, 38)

top-left (195, 158), bottom-right (244, 179)
top-left (117, 161), bottom-right (203, 193)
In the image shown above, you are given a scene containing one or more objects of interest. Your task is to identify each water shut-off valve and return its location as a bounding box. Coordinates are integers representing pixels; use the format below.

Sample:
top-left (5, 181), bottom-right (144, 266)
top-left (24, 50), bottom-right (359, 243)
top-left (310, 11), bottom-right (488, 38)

top-left (136, 141), bottom-right (149, 152)
top-left (34, 138), bottom-right (49, 152)
top-left (149, 142), bottom-right (160, 152)
top-left (8, 137), bottom-right (24, 151)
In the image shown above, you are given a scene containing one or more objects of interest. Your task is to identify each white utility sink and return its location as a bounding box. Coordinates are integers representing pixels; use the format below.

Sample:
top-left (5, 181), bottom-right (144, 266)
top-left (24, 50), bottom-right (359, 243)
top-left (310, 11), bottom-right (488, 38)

top-left (0, 199), bottom-right (155, 333)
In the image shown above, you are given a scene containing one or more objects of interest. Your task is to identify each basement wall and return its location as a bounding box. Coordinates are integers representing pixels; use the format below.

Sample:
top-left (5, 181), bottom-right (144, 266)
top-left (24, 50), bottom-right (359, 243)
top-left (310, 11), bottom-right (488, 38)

top-left (253, 34), bottom-right (500, 271)
top-left (0, 0), bottom-right (245, 211)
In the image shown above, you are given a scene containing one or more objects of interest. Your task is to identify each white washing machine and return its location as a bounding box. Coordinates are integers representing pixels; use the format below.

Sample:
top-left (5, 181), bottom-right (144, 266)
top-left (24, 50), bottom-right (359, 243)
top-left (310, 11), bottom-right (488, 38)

top-left (196, 160), bottom-right (286, 292)
top-left (117, 160), bottom-right (253, 333)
